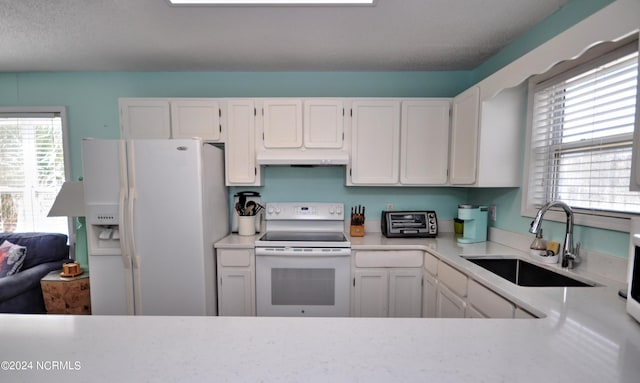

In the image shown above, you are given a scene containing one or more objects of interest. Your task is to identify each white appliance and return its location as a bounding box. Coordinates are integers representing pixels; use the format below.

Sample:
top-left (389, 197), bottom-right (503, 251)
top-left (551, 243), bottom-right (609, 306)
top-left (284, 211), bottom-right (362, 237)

top-left (81, 138), bottom-right (228, 316)
top-left (255, 202), bottom-right (351, 317)
top-left (627, 217), bottom-right (640, 323)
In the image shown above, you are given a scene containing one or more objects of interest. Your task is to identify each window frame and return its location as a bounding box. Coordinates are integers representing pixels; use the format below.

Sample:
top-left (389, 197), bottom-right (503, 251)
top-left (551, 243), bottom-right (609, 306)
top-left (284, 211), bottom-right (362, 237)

top-left (0, 106), bottom-right (73, 239)
top-left (521, 37), bottom-right (640, 233)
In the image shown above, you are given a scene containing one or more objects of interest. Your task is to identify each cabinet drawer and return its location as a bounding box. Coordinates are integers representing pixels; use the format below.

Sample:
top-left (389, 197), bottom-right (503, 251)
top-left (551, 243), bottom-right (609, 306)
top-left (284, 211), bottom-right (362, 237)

top-left (424, 251), bottom-right (439, 276)
top-left (468, 279), bottom-right (514, 318)
top-left (355, 251), bottom-right (423, 268)
top-left (218, 249), bottom-right (252, 267)
top-left (437, 261), bottom-right (467, 297)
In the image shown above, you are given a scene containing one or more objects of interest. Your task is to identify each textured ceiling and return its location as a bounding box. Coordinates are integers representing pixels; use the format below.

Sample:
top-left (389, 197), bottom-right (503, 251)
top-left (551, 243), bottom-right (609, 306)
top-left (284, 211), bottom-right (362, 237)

top-left (0, 0), bottom-right (570, 72)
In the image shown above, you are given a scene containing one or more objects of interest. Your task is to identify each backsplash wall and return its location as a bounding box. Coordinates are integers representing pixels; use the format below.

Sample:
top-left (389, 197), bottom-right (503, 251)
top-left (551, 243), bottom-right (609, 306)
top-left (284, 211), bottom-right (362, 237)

top-left (231, 166), bottom-right (470, 223)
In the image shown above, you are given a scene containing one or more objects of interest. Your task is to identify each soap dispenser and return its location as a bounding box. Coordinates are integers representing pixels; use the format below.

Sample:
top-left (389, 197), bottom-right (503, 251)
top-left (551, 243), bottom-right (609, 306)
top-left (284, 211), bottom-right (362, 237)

top-left (529, 228), bottom-right (547, 257)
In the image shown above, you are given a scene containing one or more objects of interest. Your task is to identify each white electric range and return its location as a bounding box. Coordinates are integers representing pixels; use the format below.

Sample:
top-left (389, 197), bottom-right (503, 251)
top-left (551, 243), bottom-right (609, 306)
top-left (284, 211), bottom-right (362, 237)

top-left (254, 202), bottom-right (351, 317)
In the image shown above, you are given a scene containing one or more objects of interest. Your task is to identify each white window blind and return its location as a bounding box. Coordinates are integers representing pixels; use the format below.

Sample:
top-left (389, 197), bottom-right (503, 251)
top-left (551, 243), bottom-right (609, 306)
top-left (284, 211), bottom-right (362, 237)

top-left (528, 42), bottom-right (640, 216)
top-left (0, 113), bottom-right (68, 234)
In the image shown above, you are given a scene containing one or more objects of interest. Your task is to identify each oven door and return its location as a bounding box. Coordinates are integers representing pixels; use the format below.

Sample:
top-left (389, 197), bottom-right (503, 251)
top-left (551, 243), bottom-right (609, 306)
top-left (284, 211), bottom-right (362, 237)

top-left (255, 250), bottom-right (351, 317)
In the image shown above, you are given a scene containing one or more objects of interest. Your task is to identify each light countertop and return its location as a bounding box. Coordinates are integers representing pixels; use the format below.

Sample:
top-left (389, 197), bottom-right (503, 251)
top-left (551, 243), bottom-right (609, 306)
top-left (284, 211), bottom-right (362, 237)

top-left (1, 233), bottom-right (639, 382)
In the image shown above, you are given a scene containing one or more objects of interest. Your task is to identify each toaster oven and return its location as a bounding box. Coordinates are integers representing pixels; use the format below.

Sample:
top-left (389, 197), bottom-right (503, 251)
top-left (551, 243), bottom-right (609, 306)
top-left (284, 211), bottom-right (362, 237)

top-left (381, 211), bottom-right (438, 238)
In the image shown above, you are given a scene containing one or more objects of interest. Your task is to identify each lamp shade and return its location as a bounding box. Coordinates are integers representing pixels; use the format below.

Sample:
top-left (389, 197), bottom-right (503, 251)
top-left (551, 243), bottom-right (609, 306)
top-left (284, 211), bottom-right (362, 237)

top-left (47, 181), bottom-right (85, 217)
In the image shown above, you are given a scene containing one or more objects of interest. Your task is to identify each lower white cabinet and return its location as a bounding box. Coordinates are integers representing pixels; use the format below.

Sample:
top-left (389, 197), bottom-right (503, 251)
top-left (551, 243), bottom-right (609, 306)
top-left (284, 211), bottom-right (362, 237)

top-left (353, 268), bottom-right (422, 318)
top-left (467, 279), bottom-right (515, 319)
top-left (434, 260), bottom-right (468, 318)
top-left (422, 271), bottom-right (438, 318)
top-left (217, 249), bottom-right (256, 316)
top-left (465, 304), bottom-right (487, 318)
top-left (514, 307), bottom-right (538, 319)
top-left (389, 269), bottom-right (423, 317)
top-left (353, 269), bottom-right (389, 317)
top-left (436, 284), bottom-right (467, 318)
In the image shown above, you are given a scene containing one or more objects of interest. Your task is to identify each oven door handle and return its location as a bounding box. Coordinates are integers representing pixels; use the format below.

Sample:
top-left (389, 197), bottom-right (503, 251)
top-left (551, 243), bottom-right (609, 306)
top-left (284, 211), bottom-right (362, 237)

top-left (255, 247), bottom-right (351, 257)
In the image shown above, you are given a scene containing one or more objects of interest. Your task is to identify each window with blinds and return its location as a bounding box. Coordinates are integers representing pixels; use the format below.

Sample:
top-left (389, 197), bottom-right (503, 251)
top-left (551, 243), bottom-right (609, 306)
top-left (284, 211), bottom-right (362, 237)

top-left (0, 112), bottom-right (68, 235)
top-left (527, 41), bottom-right (639, 218)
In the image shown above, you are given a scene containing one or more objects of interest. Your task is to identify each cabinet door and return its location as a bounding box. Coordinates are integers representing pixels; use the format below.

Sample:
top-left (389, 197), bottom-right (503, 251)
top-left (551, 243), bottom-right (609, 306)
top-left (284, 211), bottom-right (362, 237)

top-left (350, 100), bottom-right (401, 185)
top-left (171, 99), bottom-right (222, 141)
top-left (119, 99), bottom-right (170, 139)
top-left (226, 100), bottom-right (260, 185)
top-left (388, 269), bottom-right (422, 318)
top-left (514, 307), bottom-right (537, 319)
top-left (436, 284), bottom-right (466, 318)
top-left (262, 99), bottom-right (303, 148)
top-left (304, 99), bottom-right (344, 148)
top-left (353, 269), bottom-right (389, 317)
top-left (449, 86), bottom-right (480, 185)
top-left (400, 100), bottom-right (450, 185)
top-left (422, 271), bottom-right (438, 318)
top-left (465, 304), bottom-right (487, 318)
top-left (467, 279), bottom-right (514, 319)
top-left (218, 269), bottom-right (255, 316)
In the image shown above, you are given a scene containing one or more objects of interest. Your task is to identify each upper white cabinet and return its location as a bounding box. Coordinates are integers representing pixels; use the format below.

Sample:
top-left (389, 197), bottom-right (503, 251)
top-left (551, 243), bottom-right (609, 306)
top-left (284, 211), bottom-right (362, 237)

top-left (260, 98), bottom-right (345, 149)
top-left (256, 99), bottom-right (348, 165)
top-left (349, 100), bottom-right (401, 185)
top-left (120, 98), bottom-right (171, 139)
top-left (449, 84), bottom-right (525, 187)
top-left (349, 99), bottom-right (450, 186)
top-left (400, 100), bottom-right (450, 185)
top-left (119, 98), bottom-right (223, 141)
top-left (304, 99), bottom-right (344, 148)
top-left (261, 99), bottom-right (303, 148)
top-left (171, 99), bottom-right (222, 141)
top-left (226, 100), bottom-right (262, 186)
top-left (449, 87), bottom-right (480, 185)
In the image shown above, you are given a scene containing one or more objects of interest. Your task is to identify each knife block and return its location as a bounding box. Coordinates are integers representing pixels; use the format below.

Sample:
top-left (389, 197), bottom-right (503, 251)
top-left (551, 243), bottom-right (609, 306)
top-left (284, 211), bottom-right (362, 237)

top-left (350, 224), bottom-right (365, 237)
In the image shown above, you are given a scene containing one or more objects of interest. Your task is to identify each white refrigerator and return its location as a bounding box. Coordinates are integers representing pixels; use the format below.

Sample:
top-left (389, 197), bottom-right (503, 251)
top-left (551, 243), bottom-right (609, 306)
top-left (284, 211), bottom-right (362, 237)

top-left (81, 138), bottom-right (228, 316)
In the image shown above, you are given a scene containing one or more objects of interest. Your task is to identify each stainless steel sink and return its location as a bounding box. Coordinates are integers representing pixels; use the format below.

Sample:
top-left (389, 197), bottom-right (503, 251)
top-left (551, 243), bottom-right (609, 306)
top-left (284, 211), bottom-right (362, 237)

top-left (463, 257), bottom-right (596, 287)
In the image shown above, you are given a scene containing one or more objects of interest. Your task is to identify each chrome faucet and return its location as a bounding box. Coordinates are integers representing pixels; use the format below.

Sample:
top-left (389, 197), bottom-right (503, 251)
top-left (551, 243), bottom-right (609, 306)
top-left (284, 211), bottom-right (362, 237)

top-left (529, 201), bottom-right (580, 269)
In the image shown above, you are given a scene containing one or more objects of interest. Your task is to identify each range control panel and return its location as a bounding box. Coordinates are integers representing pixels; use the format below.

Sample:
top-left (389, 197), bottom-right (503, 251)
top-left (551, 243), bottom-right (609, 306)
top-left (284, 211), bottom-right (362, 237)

top-left (264, 202), bottom-right (344, 221)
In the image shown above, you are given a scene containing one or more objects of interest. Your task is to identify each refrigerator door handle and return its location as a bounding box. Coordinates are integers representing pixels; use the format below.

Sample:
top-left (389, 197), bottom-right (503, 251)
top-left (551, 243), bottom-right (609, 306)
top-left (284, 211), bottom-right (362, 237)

top-left (126, 141), bottom-right (140, 270)
top-left (118, 141), bottom-right (133, 270)
top-left (119, 140), bottom-right (135, 315)
top-left (128, 190), bottom-right (139, 269)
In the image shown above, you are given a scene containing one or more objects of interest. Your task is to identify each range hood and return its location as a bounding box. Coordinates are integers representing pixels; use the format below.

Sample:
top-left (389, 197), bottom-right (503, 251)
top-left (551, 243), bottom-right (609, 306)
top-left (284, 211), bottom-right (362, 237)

top-left (256, 149), bottom-right (349, 165)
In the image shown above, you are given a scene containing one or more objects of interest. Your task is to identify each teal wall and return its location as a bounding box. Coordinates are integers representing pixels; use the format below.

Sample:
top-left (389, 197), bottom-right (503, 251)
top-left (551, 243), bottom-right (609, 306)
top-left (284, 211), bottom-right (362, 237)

top-left (0, 71), bottom-right (470, 183)
top-left (231, 167), bottom-right (468, 223)
top-left (467, 0), bottom-right (629, 258)
top-left (472, 0), bottom-right (615, 82)
top-left (0, 0), bottom-right (627, 261)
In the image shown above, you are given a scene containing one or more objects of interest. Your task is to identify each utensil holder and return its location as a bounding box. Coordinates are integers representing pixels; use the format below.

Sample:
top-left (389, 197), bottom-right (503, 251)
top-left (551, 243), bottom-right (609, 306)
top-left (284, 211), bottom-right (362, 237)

top-left (238, 215), bottom-right (256, 236)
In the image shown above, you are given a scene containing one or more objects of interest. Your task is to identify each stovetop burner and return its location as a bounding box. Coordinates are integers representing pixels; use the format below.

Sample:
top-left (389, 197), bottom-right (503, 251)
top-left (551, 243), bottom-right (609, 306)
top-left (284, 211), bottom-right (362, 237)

top-left (258, 231), bottom-right (347, 243)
